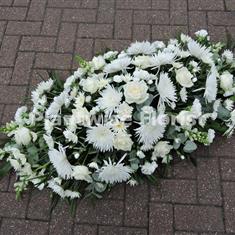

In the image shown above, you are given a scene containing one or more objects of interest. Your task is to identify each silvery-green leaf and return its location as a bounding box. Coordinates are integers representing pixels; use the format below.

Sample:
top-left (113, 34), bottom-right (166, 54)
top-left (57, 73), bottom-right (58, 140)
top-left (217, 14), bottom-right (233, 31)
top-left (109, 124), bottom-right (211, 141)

top-left (95, 182), bottom-right (107, 193)
top-left (183, 140), bottom-right (197, 153)
top-left (173, 141), bottom-right (180, 149)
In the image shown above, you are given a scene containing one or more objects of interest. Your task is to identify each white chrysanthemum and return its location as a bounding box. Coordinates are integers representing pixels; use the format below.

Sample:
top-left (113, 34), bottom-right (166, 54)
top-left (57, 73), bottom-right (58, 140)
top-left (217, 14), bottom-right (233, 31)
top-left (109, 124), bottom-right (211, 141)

top-left (113, 132), bottom-right (133, 151)
top-left (127, 41), bottom-right (155, 55)
top-left (127, 179), bottom-right (138, 186)
top-left (195, 29), bottom-right (208, 38)
top-left (152, 41), bottom-right (165, 49)
top-left (48, 178), bottom-right (65, 198)
top-left (43, 134), bottom-right (54, 149)
top-left (132, 55), bottom-right (152, 69)
top-left (180, 87), bottom-right (188, 102)
top-left (86, 125), bottom-right (114, 152)
top-left (191, 99), bottom-right (202, 118)
top-left (117, 102), bottom-right (133, 121)
top-left (48, 145), bottom-right (73, 179)
top-left (141, 161), bottom-right (158, 175)
top-left (74, 92), bottom-right (85, 108)
top-left (64, 75), bottom-right (76, 89)
top-left (98, 157), bottom-right (133, 184)
top-left (103, 50), bottom-right (118, 60)
top-left (37, 78), bottom-right (54, 95)
top-left (188, 40), bottom-right (213, 64)
top-left (133, 69), bottom-right (153, 81)
top-left (150, 51), bottom-right (176, 67)
top-left (224, 99), bottom-right (234, 111)
top-left (207, 129), bottom-right (215, 144)
top-left (204, 66), bottom-right (217, 102)
top-left (63, 129), bottom-right (78, 144)
top-left (91, 55), bottom-right (106, 70)
top-left (64, 190), bottom-right (81, 199)
top-left (96, 85), bottom-right (122, 114)
top-left (44, 119), bottom-right (54, 135)
top-left (199, 113), bottom-right (211, 127)
top-left (136, 114), bottom-right (167, 146)
top-left (72, 165), bottom-right (92, 182)
top-left (156, 72), bottom-right (177, 108)
top-left (104, 57), bottom-right (131, 74)
top-left (14, 127), bottom-right (32, 146)
top-left (79, 77), bottom-right (99, 94)
top-left (14, 106), bottom-right (27, 125)
top-left (222, 49), bottom-right (234, 64)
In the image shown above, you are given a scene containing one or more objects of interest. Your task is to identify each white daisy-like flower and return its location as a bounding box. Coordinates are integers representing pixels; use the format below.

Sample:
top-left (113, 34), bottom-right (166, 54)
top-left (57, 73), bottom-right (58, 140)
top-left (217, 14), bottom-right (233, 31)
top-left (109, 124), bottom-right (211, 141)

top-left (150, 51), bottom-right (176, 67)
top-left (14, 106), bottom-right (27, 125)
top-left (72, 165), bottom-right (92, 182)
top-left (98, 156), bottom-right (133, 184)
top-left (127, 179), bottom-right (138, 186)
top-left (152, 41), bottom-right (165, 49)
top-left (48, 178), bottom-right (65, 198)
top-left (136, 114), bottom-right (167, 146)
top-left (96, 85), bottom-right (122, 114)
top-left (188, 40), bottom-right (213, 64)
top-left (191, 99), bottom-right (202, 118)
top-left (48, 145), bottom-right (73, 179)
top-left (141, 161), bottom-right (158, 175)
top-left (180, 87), bottom-right (188, 102)
top-left (156, 72), bottom-right (177, 108)
top-left (127, 41), bottom-right (155, 55)
top-left (133, 69), bottom-right (153, 81)
top-left (64, 190), bottom-right (81, 199)
top-left (199, 113), bottom-right (211, 127)
top-left (86, 124), bottom-right (114, 152)
top-left (37, 78), bottom-right (54, 95)
top-left (207, 129), bottom-right (215, 144)
top-left (43, 134), bottom-right (54, 149)
top-left (195, 29), bottom-right (208, 38)
top-left (104, 57), bottom-right (132, 74)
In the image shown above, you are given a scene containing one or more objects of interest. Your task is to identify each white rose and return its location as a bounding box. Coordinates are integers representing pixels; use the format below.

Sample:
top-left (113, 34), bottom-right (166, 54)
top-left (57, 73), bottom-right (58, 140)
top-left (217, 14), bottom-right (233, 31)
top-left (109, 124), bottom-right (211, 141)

top-left (141, 161), bottom-right (158, 175)
top-left (123, 80), bottom-right (149, 104)
top-left (14, 127), bottom-right (32, 146)
top-left (80, 78), bottom-right (99, 94)
top-left (220, 71), bottom-right (233, 92)
top-left (117, 102), bottom-right (133, 121)
top-left (152, 141), bottom-right (172, 159)
top-left (176, 67), bottom-right (194, 88)
top-left (176, 110), bottom-right (196, 128)
top-left (114, 132), bottom-right (133, 151)
top-left (72, 165), bottom-right (92, 182)
top-left (91, 55), bottom-right (106, 70)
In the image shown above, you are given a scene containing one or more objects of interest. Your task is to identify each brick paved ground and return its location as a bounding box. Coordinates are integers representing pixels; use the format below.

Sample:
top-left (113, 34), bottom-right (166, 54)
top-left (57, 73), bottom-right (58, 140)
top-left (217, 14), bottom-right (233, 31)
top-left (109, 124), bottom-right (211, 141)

top-left (0, 0), bottom-right (235, 234)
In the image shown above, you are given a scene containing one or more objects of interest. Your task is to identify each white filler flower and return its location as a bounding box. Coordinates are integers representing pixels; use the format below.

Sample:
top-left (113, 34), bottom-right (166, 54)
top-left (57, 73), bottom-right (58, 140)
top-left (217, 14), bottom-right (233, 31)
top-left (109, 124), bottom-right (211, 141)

top-left (86, 124), bottom-right (114, 152)
top-left (98, 156), bottom-right (133, 184)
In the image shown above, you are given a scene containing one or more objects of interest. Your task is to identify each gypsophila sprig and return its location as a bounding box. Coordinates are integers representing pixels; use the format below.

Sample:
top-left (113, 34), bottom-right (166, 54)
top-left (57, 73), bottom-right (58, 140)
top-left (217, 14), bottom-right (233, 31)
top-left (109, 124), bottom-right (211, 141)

top-left (0, 30), bottom-right (235, 208)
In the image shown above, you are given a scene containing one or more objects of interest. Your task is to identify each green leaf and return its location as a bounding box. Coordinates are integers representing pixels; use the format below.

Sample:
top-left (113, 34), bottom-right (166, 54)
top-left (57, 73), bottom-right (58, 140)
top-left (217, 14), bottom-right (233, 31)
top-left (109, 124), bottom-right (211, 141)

top-left (183, 140), bottom-right (197, 153)
top-left (27, 145), bottom-right (39, 165)
top-left (217, 105), bottom-right (231, 120)
top-left (94, 182), bottom-right (107, 193)
top-left (0, 161), bottom-right (12, 178)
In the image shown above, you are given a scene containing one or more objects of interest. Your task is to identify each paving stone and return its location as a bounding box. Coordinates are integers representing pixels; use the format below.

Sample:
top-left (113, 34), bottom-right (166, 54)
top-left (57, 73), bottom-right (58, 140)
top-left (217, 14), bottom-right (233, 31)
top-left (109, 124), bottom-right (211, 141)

top-left (56, 23), bottom-right (77, 53)
top-left (197, 158), bottom-right (222, 205)
top-left (188, 0), bottom-right (224, 10)
top-left (174, 205), bottom-right (224, 232)
top-left (0, 192), bottom-right (28, 218)
top-left (103, 184), bottom-right (125, 200)
top-left (0, 218), bottom-right (49, 235)
top-left (11, 52), bottom-right (34, 85)
top-left (0, 36), bottom-right (20, 67)
top-left (0, 21), bottom-right (6, 44)
top-left (208, 12), bottom-right (235, 26)
top-left (1, 104), bottom-right (18, 123)
top-left (0, 67), bottom-right (12, 85)
top-left (133, 24), bottom-right (151, 41)
top-left (80, 0), bottom-right (98, 8)
top-left (223, 182), bottom-right (235, 233)
top-left (115, 10), bottom-right (132, 39)
top-left (99, 226), bottom-right (148, 235)
top-left (47, 0), bottom-right (81, 8)
top-left (189, 11), bottom-right (207, 35)
top-left (76, 199), bottom-right (123, 225)
top-left (27, 0), bottom-right (47, 20)
top-left (49, 202), bottom-right (74, 235)
top-left (124, 183), bottom-right (148, 227)
top-left (0, 0), bottom-right (13, 5)
top-left (77, 23), bottom-right (113, 38)
top-left (0, 86), bottom-right (27, 105)
top-left (174, 232), bottom-right (198, 235)
top-left (20, 36), bottom-right (56, 52)
top-left (149, 203), bottom-right (173, 235)
top-left (152, 0), bottom-right (169, 9)
top-left (0, 7), bottom-right (27, 20)
top-left (6, 21), bottom-right (41, 35)
top-left (173, 160), bottom-right (197, 179)
top-left (220, 158), bottom-right (235, 181)
top-left (170, 0), bottom-right (187, 25)
top-left (0, 174), bottom-right (9, 191)
top-left (35, 53), bottom-right (72, 69)
top-left (225, 0), bottom-right (235, 10)
top-left (63, 9), bottom-right (96, 22)
top-left (116, 0), bottom-right (151, 9)
top-left (74, 224), bottom-right (97, 235)
top-left (13, 0), bottom-right (29, 6)
top-left (208, 26), bottom-right (227, 43)
top-left (41, 8), bottom-right (62, 36)
top-left (209, 135), bottom-right (235, 158)
top-left (152, 25), bottom-right (188, 41)
top-left (150, 179), bottom-right (197, 203)
top-left (97, 0), bottom-right (115, 23)
top-left (27, 189), bottom-right (51, 221)
top-left (133, 10), bottom-right (169, 24)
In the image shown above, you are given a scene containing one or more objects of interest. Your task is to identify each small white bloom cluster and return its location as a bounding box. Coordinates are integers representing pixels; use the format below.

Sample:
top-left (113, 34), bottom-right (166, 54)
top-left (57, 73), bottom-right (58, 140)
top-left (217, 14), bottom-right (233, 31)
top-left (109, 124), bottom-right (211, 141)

top-left (0, 30), bottom-right (235, 200)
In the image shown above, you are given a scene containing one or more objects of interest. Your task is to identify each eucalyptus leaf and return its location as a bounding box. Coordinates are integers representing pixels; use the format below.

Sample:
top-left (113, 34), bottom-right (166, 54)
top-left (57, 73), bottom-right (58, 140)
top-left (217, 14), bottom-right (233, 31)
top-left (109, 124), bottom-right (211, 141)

top-left (183, 140), bottom-right (197, 153)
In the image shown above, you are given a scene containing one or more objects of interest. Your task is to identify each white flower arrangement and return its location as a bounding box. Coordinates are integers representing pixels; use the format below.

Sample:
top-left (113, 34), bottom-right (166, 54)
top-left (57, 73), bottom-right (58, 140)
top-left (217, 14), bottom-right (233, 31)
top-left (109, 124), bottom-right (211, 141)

top-left (0, 30), bottom-right (235, 208)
